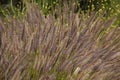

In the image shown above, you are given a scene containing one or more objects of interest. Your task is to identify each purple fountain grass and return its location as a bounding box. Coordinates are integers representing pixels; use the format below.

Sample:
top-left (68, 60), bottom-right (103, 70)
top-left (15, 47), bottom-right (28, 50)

top-left (0, 4), bottom-right (120, 80)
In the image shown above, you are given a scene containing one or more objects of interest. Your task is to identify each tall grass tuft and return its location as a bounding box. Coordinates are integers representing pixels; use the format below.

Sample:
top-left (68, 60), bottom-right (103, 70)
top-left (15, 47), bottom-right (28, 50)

top-left (0, 4), bottom-right (120, 80)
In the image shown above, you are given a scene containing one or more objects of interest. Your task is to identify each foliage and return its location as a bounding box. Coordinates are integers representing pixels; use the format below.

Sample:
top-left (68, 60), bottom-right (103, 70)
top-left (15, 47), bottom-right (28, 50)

top-left (0, 0), bottom-right (120, 23)
top-left (0, 4), bottom-right (120, 80)
top-left (30, 0), bottom-right (120, 25)
top-left (0, 0), bottom-right (25, 18)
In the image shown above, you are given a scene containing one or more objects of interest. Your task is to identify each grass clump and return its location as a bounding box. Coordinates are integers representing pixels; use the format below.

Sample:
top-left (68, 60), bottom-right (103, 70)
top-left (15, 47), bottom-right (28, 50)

top-left (0, 3), bottom-right (120, 80)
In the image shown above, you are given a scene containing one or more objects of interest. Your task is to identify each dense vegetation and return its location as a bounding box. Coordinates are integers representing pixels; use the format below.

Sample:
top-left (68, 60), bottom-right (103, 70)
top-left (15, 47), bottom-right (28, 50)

top-left (0, 0), bottom-right (119, 24)
top-left (0, 0), bottom-right (120, 80)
